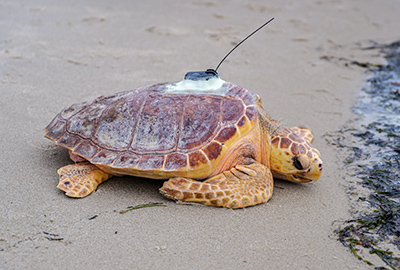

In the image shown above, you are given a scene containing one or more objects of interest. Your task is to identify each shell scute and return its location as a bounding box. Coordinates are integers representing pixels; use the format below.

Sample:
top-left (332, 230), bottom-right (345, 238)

top-left (131, 93), bottom-right (184, 153)
top-left (113, 152), bottom-right (140, 168)
top-left (138, 155), bottom-right (165, 170)
top-left (245, 106), bottom-right (257, 121)
top-left (61, 100), bottom-right (92, 119)
top-left (45, 117), bottom-right (66, 141)
top-left (215, 126), bottom-right (238, 144)
top-left (188, 151), bottom-right (209, 168)
top-left (94, 90), bottom-right (133, 106)
top-left (178, 95), bottom-right (222, 150)
top-left (91, 149), bottom-right (118, 165)
top-left (94, 92), bottom-right (144, 150)
top-left (57, 133), bottom-right (82, 149)
top-left (226, 85), bottom-right (248, 97)
top-left (67, 103), bottom-right (107, 139)
top-left (203, 141), bottom-right (223, 161)
top-left (241, 92), bottom-right (257, 106)
top-left (237, 116), bottom-right (247, 127)
top-left (164, 153), bottom-right (188, 171)
top-left (73, 140), bottom-right (98, 159)
top-left (221, 98), bottom-right (245, 123)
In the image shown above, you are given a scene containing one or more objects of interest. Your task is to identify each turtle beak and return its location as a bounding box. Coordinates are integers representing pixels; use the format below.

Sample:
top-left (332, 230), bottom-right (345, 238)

top-left (291, 174), bottom-right (314, 183)
top-left (271, 172), bottom-right (310, 183)
top-left (295, 160), bottom-right (323, 182)
top-left (310, 160), bottom-right (323, 182)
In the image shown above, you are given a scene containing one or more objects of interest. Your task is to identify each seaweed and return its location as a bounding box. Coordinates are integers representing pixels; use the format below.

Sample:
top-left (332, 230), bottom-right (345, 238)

top-left (320, 55), bottom-right (385, 69)
top-left (43, 231), bottom-right (64, 241)
top-left (336, 195), bottom-right (400, 269)
top-left (119, 202), bottom-right (167, 214)
top-left (329, 41), bottom-right (400, 269)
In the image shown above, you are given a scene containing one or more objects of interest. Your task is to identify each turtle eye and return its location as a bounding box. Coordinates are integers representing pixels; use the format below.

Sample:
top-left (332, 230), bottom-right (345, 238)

top-left (292, 155), bottom-right (310, 171)
top-left (292, 156), bottom-right (303, 170)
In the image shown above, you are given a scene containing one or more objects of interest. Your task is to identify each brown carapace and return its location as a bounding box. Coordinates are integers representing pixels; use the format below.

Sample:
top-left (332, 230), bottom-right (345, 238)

top-left (45, 70), bottom-right (323, 208)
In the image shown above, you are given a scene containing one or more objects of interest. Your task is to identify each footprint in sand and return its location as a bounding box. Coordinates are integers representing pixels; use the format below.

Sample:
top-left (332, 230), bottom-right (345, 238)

top-left (146, 26), bottom-right (188, 37)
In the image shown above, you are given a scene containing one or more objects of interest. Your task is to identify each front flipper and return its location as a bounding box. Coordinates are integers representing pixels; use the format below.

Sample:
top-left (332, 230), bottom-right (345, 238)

top-left (290, 127), bottom-right (314, 143)
top-left (160, 162), bottom-right (273, 209)
top-left (57, 162), bottom-right (112, 198)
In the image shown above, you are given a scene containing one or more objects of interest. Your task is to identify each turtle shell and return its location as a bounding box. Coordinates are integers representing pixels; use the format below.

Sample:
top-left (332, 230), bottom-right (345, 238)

top-left (45, 81), bottom-right (260, 179)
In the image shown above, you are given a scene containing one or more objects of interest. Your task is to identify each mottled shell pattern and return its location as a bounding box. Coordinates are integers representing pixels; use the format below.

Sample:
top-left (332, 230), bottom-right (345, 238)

top-left (45, 75), bottom-right (259, 180)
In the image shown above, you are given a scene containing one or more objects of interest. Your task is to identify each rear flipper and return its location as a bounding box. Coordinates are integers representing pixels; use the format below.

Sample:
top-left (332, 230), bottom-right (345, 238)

top-left (57, 162), bottom-right (112, 198)
top-left (160, 162), bottom-right (273, 209)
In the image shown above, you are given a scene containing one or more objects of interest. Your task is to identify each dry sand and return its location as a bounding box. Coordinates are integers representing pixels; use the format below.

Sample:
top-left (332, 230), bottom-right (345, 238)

top-left (1, 0), bottom-right (400, 269)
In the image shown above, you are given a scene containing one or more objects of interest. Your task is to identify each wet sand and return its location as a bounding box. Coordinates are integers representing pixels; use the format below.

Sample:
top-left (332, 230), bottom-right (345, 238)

top-left (1, 0), bottom-right (400, 269)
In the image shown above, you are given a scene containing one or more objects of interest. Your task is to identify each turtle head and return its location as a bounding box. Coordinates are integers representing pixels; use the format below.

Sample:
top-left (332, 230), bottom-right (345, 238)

top-left (269, 127), bottom-right (323, 183)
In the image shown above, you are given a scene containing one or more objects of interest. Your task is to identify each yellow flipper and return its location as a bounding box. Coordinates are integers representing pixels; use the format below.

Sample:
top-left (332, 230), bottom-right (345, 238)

top-left (160, 162), bottom-right (273, 209)
top-left (57, 162), bottom-right (112, 198)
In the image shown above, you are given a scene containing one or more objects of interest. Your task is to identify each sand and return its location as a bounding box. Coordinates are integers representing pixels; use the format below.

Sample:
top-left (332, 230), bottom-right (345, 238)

top-left (1, 0), bottom-right (400, 269)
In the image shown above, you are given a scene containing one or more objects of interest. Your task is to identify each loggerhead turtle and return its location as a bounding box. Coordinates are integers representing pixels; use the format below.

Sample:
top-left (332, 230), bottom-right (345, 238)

top-left (45, 69), bottom-right (323, 208)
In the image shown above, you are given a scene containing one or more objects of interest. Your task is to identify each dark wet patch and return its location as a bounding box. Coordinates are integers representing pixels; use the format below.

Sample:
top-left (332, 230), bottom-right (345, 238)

top-left (326, 41), bottom-right (400, 269)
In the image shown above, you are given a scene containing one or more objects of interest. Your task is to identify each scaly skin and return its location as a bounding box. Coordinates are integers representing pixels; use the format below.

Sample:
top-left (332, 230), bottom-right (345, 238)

top-left (57, 163), bottom-right (112, 197)
top-left (290, 126), bottom-right (314, 143)
top-left (160, 162), bottom-right (273, 209)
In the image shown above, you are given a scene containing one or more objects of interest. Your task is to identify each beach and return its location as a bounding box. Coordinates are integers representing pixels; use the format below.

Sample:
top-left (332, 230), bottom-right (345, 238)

top-left (1, 0), bottom-right (400, 269)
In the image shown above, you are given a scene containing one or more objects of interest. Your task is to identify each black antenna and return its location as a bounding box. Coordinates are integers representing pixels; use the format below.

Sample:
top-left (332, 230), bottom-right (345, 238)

top-left (215, 18), bottom-right (274, 72)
